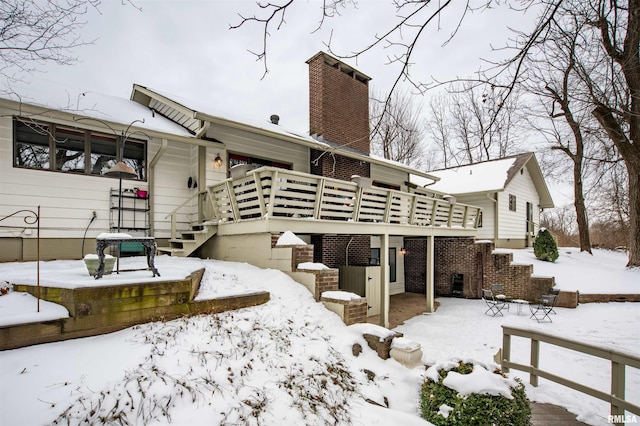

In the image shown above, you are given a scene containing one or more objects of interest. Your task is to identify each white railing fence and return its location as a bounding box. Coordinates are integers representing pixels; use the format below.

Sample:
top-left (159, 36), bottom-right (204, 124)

top-left (164, 167), bottom-right (481, 240)
top-left (501, 325), bottom-right (640, 424)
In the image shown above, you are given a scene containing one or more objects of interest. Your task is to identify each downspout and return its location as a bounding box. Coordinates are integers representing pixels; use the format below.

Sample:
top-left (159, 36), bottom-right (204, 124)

top-left (195, 120), bottom-right (210, 139)
top-left (345, 236), bottom-right (354, 266)
top-left (148, 138), bottom-right (169, 235)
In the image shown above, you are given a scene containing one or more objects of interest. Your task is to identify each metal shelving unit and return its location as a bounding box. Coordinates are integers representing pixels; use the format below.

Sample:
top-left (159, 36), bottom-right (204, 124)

top-left (109, 188), bottom-right (150, 235)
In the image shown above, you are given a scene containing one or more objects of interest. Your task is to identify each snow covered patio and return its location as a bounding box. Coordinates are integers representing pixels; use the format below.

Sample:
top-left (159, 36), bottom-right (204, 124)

top-left (0, 256), bottom-right (270, 350)
top-left (0, 248), bottom-right (639, 425)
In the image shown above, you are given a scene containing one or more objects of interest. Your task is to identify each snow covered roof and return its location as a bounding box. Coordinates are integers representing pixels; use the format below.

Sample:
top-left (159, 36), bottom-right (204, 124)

top-left (0, 79), bottom-right (194, 140)
top-left (411, 153), bottom-right (554, 208)
top-left (130, 84), bottom-right (440, 181)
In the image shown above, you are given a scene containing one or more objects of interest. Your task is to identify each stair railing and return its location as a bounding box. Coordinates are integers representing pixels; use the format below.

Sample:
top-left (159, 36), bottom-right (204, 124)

top-left (164, 190), bottom-right (210, 241)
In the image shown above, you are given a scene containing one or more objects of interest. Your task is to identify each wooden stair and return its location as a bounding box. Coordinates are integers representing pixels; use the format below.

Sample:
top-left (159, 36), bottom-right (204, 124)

top-left (157, 222), bottom-right (218, 257)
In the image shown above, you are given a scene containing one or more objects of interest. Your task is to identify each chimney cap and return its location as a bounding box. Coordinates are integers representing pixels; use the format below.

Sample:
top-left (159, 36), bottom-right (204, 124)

top-left (305, 51), bottom-right (372, 83)
top-left (270, 114), bottom-right (280, 125)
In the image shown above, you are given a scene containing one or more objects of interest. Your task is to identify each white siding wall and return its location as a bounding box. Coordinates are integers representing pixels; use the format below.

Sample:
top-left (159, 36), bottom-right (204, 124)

top-left (207, 124), bottom-right (309, 173)
top-left (370, 163), bottom-right (409, 191)
top-left (498, 167), bottom-right (540, 240)
top-left (150, 140), bottom-right (198, 239)
top-left (0, 108), bottom-right (197, 240)
top-left (456, 194), bottom-right (495, 241)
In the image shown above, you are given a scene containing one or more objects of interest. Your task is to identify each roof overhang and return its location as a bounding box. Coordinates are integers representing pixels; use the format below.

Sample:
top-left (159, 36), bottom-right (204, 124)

top-left (131, 84), bottom-right (438, 181)
top-left (0, 97), bottom-right (223, 148)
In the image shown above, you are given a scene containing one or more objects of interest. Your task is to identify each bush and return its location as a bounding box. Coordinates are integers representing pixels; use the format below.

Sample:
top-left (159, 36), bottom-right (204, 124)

top-left (533, 228), bottom-right (559, 262)
top-left (420, 361), bottom-right (531, 426)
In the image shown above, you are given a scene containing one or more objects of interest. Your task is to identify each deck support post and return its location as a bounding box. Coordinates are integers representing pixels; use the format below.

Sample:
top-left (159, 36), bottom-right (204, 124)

top-left (425, 235), bottom-right (435, 313)
top-left (380, 233), bottom-right (390, 328)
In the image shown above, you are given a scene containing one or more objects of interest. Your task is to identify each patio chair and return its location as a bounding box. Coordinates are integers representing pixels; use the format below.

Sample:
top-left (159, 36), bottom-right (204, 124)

top-left (529, 294), bottom-right (558, 323)
top-left (491, 284), bottom-right (510, 310)
top-left (482, 289), bottom-right (508, 317)
top-left (547, 288), bottom-right (560, 314)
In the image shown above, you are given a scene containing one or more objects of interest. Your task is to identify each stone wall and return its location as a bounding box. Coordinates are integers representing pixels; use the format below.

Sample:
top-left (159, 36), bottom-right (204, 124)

top-left (3, 271), bottom-right (269, 351)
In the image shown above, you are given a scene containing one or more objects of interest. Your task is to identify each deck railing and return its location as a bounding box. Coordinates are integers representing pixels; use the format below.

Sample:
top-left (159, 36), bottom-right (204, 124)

top-left (167, 167), bottom-right (481, 240)
top-left (502, 325), bottom-right (640, 423)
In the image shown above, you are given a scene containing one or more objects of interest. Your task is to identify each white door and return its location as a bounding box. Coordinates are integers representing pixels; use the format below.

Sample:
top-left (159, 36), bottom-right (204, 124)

top-left (366, 266), bottom-right (381, 316)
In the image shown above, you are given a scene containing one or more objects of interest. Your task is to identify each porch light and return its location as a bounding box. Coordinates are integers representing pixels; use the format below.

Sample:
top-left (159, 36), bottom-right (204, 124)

top-left (400, 247), bottom-right (407, 255)
top-left (214, 153), bottom-right (223, 167)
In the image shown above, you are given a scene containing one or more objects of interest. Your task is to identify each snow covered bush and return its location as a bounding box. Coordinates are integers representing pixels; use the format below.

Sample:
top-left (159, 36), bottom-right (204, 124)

top-left (533, 228), bottom-right (559, 262)
top-left (420, 361), bottom-right (531, 426)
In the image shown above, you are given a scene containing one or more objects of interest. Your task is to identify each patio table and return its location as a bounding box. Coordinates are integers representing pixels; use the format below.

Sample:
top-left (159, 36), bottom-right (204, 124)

top-left (95, 237), bottom-right (160, 279)
top-left (510, 299), bottom-right (529, 315)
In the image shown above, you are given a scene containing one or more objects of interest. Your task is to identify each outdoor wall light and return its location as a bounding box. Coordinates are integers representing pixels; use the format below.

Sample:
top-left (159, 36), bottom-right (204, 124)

top-left (400, 247), bottom-right (407, 255)
top-left (214, 153), bottom-right (223, 167)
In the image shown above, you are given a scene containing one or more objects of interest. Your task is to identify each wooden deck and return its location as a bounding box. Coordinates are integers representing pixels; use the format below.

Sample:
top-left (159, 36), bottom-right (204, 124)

top-left (165, 166), bottom-right (480, 243)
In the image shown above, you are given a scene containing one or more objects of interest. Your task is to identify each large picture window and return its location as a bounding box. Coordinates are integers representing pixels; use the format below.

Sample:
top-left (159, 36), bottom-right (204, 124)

top-left (14, 117), bottom-right (146, 180)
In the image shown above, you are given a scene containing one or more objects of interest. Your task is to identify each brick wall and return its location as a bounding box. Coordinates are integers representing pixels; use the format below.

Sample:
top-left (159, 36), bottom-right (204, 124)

top-left (434, 238), bottom-right (481, 297)
top-left (291, 245), bottom-right (314, 270)
top-left (321, 294), bottom-right (368, 325)
top-left (310, 149), bottom-right (370, 181)
top-left (307, 52), bottom-right (370, 153)
top-left (404, 239), bottom-right (427, 293)
top-left (434, 238), bottom-right (552, 301)
top-left (311, 235), bottom-right (370, 268)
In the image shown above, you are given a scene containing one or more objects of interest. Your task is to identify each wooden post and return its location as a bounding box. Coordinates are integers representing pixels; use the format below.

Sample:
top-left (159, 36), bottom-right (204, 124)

top-left (425, 235), bottom-right (435, 313)
top-left (531, 338), bottom-right (540, 386)
top-left (502, 330), bottom-right (511, 373)
top-left (380, 234), bottom-right (390, 328)
top-left (611, 361), bottom-right (625, 420)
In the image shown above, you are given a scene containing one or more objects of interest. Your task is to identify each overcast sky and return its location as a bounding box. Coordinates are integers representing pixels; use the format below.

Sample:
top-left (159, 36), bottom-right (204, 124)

top-left (17, 1), bottom-right (541, 136)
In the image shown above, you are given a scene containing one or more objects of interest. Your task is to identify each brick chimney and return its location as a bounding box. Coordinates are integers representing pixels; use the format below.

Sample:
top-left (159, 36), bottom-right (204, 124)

top-left (307, 52), bottom-right (371, 154)
top-left (307, 52), bottom-right (372, 268)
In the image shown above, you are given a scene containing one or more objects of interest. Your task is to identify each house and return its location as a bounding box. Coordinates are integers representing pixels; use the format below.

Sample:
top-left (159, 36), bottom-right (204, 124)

top-left (1, 52), bottom-right (551, 326)
top-left (411, 154), bottom-right (555, 249)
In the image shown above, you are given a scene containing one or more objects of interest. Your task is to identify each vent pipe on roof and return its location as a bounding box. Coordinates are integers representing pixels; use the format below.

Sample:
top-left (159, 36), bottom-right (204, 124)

top-left (270, 114), bottom-right (280, 125)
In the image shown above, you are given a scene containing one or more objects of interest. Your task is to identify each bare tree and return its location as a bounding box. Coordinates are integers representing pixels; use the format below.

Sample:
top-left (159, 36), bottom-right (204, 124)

top-left (235, 0), bottom-right (640, 267)
top-left (370, 89), bottom-right (425, 168)
top-left (0, 0), bottom-right (139, 88)
top-left (523, 13), bottom-right (595, 253)
top-left (425, 94), bottom-right (455, 169)
top-left (424, 83), bottom-right (525, 167)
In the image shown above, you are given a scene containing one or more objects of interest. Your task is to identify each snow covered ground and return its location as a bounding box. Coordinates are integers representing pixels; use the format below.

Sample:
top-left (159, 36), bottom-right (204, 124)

top-left (0, 248), bottom-right (638, 425)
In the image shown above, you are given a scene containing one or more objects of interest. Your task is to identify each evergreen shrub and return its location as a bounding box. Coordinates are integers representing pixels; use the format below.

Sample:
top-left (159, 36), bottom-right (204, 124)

top-left (533, 228), bottom-right (559, 262)
top-left (420, 361), bottom-right (531, 426)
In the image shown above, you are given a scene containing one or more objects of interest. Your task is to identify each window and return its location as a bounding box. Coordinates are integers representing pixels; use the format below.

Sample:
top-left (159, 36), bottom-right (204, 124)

top-left (370, 247), bottom-right (397, 283)
top-left (509, 194), bottom-right (517, 212)
top-left (370, 248), bottom-right (380, 266)
top-left (228, 153), bottom-right (290, 172)
top-left (389, 248), bottom-right (397, 283)
top-left (14, 118), bottom-right (146, 180)
top-left (477, 211), bottom-right (483, 228)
